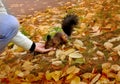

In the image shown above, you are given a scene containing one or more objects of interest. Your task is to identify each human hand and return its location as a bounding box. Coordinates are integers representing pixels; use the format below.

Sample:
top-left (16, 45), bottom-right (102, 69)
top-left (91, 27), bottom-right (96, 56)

top-left (34, 42), bottom-right (55, 53)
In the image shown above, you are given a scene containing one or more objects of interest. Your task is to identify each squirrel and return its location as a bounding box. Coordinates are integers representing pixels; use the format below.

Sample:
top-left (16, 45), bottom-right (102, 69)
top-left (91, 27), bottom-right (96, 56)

top-left (45, 14), bottom-right (78, 49)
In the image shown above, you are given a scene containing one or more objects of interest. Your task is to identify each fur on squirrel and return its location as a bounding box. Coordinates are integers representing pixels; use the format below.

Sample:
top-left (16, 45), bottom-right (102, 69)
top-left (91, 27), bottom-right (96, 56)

top-left (45, 14), bottom-right (78, 49)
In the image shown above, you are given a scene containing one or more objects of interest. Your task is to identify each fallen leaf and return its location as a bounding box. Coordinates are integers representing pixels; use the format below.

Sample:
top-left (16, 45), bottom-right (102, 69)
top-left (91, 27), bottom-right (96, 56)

top-left (15, 70), bottom-right (24, 77)
top-left (69, 52), bottom-right (83, 58)
top-left (22, 61), bottom-right (34, 71)
top-left (90, 73), bottom-right (101, 84)
top-left (51, 71), bottom-right (62, 81)
top-left (116, 71), bottom-right (120, 82)
top-left (70, 76), bottom-right (81, 84)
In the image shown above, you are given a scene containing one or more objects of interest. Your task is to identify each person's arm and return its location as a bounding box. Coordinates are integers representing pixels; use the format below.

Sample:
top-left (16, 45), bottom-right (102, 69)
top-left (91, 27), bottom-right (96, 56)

top-left (12, 31), bottom-right (54, 53)
top-left (11, 31), bottom-right (33, 51)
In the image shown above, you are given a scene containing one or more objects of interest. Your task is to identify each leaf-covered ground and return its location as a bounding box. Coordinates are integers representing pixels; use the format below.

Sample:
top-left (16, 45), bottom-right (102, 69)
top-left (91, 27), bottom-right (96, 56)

top-left (0, 0), bottom-right (120, 83)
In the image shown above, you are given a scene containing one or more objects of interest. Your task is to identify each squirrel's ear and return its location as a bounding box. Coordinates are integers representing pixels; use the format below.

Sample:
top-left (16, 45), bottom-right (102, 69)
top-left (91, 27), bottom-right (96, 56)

top-left (47, 35), bottom-right (51, 40)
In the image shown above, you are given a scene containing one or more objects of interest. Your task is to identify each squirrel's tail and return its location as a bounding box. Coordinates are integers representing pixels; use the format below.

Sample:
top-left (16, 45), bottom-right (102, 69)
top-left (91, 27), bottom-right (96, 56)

top-left (62, 14), bottom-right (78, 36)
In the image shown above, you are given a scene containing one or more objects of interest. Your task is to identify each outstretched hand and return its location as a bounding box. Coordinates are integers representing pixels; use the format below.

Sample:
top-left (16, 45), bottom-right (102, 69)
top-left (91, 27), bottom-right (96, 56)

top-left (34, 42), bottom-right (55, 53)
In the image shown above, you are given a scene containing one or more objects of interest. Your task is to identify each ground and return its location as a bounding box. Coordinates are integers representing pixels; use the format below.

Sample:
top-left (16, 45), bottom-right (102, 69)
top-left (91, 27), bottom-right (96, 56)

top-left (1, 0), bottom-right (120, 83)
top-left (3, 0), bottom-right (75, 17)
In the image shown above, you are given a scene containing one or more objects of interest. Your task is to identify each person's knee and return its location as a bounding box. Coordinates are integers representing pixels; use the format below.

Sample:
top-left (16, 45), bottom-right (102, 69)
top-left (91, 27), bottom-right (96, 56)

top-left (8, 15), bottom-right (19, 33)
top-left (0, 14), bottom-right (19, 39)
top-left (0, 14), bottom-right (20, 53)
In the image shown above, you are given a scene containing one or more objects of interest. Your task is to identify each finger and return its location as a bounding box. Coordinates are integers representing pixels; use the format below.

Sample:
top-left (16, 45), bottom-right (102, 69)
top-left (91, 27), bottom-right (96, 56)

top-left (41, 48), bottom-right (54, 52)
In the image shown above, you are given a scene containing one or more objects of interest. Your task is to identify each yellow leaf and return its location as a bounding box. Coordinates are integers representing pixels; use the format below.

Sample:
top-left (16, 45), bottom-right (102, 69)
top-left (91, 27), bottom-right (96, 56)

top-left (45, 71), bottom-right (52, 80)
top-left (102, 63), bottom-right (111, 69)
top-left (85, 13), bottom-right (95, 21)
top-left (70, 76), bottom-right (81, 84)
top-left (116, 71), bottom-right (120, 81)
top-left (66, 66), bottom-right (76, 74)
top-left (52, 61), bottom-right (62, 66)
top-left (110, 64), bottom-right (120, 72)
top-left (12, 45), bottom-right (24, 52)
top-left (21, 82), bottom-right (31, 84)
top-left (64, 48), bottom-right (75, 55)
top-left (15, 70), bottom-right (24, 77)
top-left (51, 71), bottom-right (61, 81)
top-left (73, 67), bottom-right (80, 74)
top-left (36, 72), bottom-right (44, 80)
top-left (69, 52), bottom-right (83, 58)
top-left (22, 61), bottom-right (33, 71)
top-left (66, 74), bottom-right (74, 80)
top-left (96, 75), bottom-right (110, 84)
top-left (66, 66), bottom-right (80, 74)
top-left (81, 73), bottom-right (95, 79)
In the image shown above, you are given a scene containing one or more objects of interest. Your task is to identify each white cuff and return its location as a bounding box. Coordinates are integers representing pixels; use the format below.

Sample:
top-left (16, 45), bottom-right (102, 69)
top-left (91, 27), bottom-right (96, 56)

top-left (12, 31), bottom-right (33, 51)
